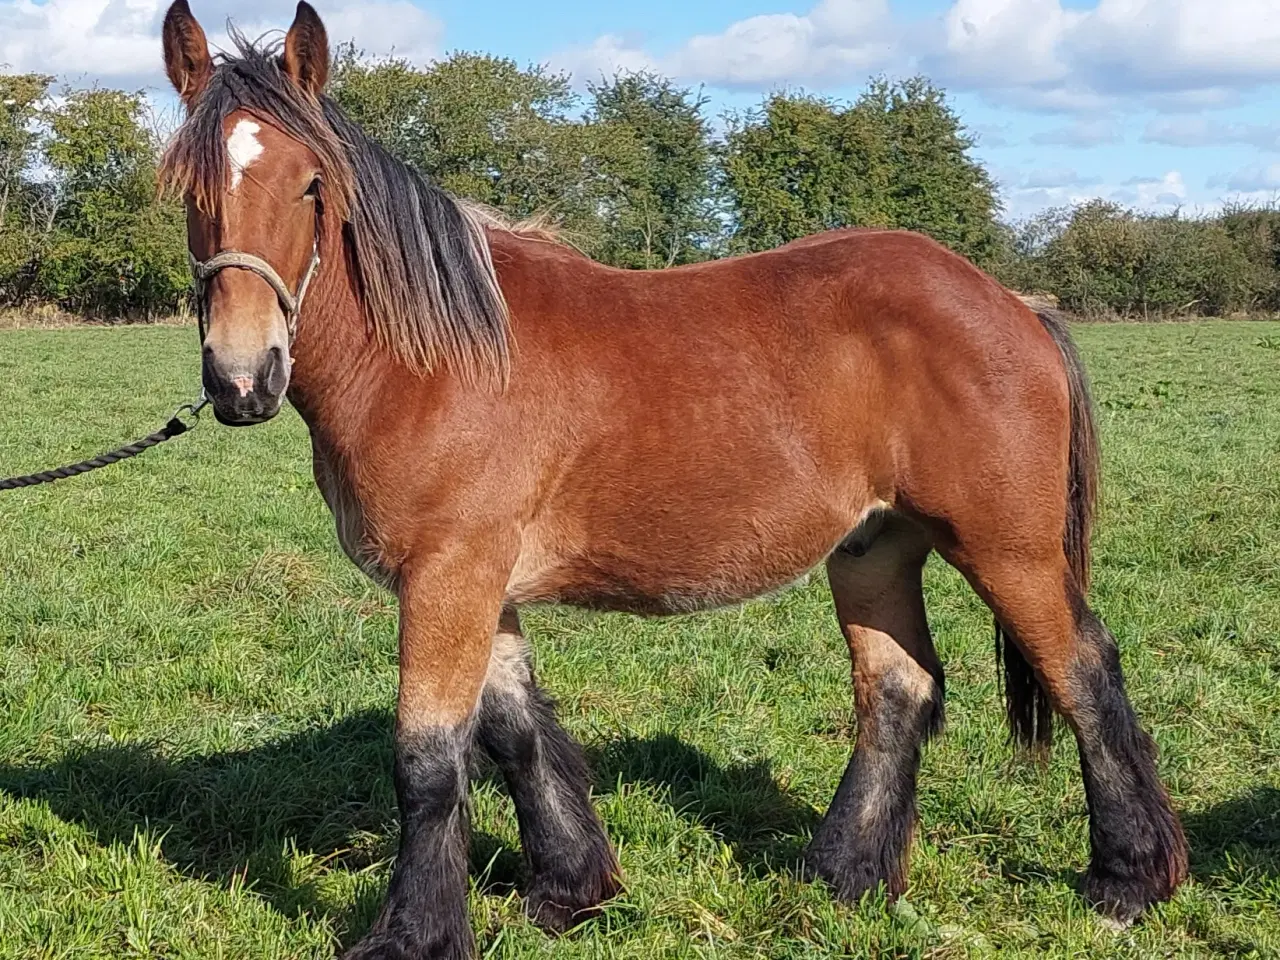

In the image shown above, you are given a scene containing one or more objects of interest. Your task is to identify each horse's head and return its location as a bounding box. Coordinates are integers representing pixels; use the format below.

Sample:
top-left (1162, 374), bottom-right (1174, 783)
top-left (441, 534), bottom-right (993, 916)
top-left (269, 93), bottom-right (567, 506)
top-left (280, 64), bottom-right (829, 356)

top-left (162, 0), bottom-right (339, 425)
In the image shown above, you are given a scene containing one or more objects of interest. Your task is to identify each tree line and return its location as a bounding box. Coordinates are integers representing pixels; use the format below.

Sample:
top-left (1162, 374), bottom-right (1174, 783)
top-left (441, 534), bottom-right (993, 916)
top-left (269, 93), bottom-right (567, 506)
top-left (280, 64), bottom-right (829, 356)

top-left (1003, 200), bottom-right (1280, 318)
top-left (2, 53), bottom-right (1278, 319)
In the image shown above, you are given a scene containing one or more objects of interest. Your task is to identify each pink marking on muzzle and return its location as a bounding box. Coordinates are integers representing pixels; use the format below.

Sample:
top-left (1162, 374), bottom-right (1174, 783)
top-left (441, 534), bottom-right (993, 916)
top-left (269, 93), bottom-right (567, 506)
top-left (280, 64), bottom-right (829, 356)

top-left (232, 376), bottom-right (254, 397)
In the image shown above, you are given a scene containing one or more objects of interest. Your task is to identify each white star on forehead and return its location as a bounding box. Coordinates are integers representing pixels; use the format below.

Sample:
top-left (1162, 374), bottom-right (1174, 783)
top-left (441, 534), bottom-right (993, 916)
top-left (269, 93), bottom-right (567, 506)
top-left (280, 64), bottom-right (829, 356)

top-left (227, 119), bottom-right (264, 190)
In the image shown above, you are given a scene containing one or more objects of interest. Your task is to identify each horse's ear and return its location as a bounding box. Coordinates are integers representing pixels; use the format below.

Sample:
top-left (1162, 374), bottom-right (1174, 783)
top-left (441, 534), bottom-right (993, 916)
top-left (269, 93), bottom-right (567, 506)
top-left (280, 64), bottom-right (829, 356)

top-left (162, 0), bottom-right (212, 105)
top-left (282, 2), bottom-right (330, 96)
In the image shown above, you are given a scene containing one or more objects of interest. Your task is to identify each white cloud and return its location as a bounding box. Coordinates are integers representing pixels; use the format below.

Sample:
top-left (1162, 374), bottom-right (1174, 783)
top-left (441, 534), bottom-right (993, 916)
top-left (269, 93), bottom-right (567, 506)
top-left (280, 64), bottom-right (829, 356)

top-left (556, 0), bottom-right (898, 89)
top-left (928, 0), bottom-right (1280, 109)
top-left (1030, 116), bottom-right (1123, 147)
top-left (306, 2), bottom-right (441, 64)
top-left (1209, 163), bottom-right (1280, 192)
top-left (1001, 168), bottom-right (1186, 220)
top-left (1065, 0), bottom-right (1280, 94)
top-left (1115, 171), bottom-right (1188, 207)
top-left (0, 0), bottom-right (442, 90)
top-left (556, 0), bottom-right (1280, 113)
top-left (551, 33), bottom-right (659, 84)
top-left (1021, 168), bottom-right (1102, 189)
top-left (934, 0), bottom-right (1078, 91)
top-left (1144, 116), bottom-right (1280, 151)
top-left (669, 0), bottom-right (896, 87)
top-left (0, 0), bottom-right (159, 81)
top-left (1144, 116), bottom-right (1223, 148)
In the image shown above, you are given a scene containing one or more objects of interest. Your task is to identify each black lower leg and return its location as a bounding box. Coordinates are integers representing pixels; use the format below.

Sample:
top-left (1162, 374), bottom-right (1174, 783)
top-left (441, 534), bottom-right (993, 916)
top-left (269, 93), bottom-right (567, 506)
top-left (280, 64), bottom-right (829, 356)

top-left (1069, 601), bottom-right (1188, 922)
top-left (805, 668), bottom-right (944, 903)
top-left (346, 724), bottom-right (475, 960)
top-left (479, 668), bottom-right (619, 932)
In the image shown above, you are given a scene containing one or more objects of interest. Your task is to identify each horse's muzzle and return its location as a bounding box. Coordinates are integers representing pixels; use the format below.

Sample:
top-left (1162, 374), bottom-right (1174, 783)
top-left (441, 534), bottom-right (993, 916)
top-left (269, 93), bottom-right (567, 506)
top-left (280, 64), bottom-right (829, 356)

top-left (202, 344), bottom-right (289, 425)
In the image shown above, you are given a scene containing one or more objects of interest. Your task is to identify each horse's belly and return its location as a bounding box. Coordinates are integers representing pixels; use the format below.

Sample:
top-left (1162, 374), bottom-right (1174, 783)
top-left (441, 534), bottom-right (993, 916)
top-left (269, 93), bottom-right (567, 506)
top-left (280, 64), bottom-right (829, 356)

top-left (506, 501), bottom-right (855, 615)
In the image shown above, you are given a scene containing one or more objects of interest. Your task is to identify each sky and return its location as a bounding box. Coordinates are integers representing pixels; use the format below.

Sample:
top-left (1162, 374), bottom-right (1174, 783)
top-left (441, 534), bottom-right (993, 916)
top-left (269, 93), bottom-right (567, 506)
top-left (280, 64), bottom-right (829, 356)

top-left (2, 0), bottom-right (1279, 222)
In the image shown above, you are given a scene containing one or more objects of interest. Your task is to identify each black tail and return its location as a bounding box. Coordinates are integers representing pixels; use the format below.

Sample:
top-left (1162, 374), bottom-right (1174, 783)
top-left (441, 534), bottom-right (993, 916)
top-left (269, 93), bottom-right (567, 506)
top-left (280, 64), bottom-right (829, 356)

top-left (997, 310), bottom-right (1100, 750)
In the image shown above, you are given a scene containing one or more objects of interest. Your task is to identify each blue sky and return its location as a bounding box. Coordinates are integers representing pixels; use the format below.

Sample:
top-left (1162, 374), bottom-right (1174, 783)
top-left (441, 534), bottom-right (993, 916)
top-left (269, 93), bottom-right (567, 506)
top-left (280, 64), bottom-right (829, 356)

top-left (3, 0), bottom-right (1279, 221)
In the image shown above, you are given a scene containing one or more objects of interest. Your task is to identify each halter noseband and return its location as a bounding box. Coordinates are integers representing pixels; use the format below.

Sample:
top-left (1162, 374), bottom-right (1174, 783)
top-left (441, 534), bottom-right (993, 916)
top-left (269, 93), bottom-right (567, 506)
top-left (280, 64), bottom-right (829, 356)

top-left (188, 243), bottom-right (320, 345)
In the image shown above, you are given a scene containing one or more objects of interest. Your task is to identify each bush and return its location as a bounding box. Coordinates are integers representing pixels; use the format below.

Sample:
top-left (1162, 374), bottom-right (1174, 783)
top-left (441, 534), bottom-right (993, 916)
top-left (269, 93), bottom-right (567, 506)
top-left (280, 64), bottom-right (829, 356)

top-left (1003, 201), bottom-right (1280, 319)
top-left (32, 202), bottom-right (188, 317)
top-left (1220, 203), bottom-right (1280, 313)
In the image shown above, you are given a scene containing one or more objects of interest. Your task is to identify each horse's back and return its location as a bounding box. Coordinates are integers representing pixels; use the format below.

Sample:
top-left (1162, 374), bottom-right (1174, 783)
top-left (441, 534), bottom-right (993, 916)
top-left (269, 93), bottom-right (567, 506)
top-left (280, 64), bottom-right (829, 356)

top-left (495, 227), bottom-right (1045, 359)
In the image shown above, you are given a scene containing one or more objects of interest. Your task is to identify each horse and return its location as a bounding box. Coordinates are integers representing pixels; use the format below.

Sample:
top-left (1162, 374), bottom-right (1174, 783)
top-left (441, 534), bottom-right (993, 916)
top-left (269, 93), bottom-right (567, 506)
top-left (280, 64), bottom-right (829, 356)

top-left (159, 3), bottom-right (1189, 956)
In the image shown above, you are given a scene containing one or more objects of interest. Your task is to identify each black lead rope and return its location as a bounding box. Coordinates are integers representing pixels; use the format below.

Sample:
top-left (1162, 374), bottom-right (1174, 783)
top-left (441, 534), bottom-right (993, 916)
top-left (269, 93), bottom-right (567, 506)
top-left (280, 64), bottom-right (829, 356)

top-left (3, 236), bottom-right (313, 492)
top-left (0, 396), bottom-right (208, 491)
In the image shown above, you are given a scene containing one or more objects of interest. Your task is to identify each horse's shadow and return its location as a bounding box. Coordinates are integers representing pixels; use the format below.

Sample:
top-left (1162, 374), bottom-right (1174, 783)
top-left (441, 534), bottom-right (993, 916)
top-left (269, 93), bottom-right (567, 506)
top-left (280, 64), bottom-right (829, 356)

top-left (1180, 785), bottom-right (1280, 883)
top-left (0, 710), bottom-right (818, 941)
top-left (12, 708), bottom-right (1272, 946)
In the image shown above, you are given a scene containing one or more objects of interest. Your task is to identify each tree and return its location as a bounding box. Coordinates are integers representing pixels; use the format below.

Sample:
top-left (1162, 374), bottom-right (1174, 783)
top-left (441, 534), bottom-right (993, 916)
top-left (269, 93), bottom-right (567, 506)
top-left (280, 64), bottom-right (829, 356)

top-left (34, 88), bottom-right (186, 315)
top-left (721, 92), bottom-right (892, 255)
top-left (0, 73), bottom-right (51, 227)
top-left (721, 78), bottom-right (1003, 267)
top-left (871, 78), bottom-right (1003, 266)
top-left (587, 72), bottom-right (721, 268)
top-left (0, 72), bottom-right (54, 301)
top-left (330, 49), bottom-right (621, 251)
top-left (45, 89), bottom-right (157, 240)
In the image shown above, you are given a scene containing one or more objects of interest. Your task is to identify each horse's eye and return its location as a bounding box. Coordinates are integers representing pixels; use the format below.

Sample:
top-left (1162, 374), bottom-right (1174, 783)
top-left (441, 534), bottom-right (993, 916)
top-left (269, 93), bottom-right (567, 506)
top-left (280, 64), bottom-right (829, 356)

top-left (305, 177), bottom-right (324, 214)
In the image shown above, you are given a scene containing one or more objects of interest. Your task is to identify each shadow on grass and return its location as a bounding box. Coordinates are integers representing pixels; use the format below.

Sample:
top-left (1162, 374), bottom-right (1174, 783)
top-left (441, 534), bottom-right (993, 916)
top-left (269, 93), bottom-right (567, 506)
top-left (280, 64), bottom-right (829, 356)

top-left (1181, 786), bottom-right (1280, 883)
top-left (12, 710), bottom-right (1272, 945)
top-left (586, 733), bottom-right (820, 871)
top-left (0, 710), bottom-right (818, 940)
top-left (983, 787), bottom-right (1280, 902)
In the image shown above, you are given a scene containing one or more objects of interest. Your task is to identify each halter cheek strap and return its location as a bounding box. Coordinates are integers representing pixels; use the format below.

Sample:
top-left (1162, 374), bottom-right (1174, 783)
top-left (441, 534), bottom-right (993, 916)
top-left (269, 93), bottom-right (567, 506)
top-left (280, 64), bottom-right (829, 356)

top-left (188, 243), bottom-right (321, 345)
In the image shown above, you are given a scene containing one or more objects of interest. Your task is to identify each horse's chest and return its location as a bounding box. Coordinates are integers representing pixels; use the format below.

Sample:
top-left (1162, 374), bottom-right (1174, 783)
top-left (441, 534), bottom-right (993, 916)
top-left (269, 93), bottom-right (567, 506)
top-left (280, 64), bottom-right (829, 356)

top-left (312, 448), bottom-right (397, 589)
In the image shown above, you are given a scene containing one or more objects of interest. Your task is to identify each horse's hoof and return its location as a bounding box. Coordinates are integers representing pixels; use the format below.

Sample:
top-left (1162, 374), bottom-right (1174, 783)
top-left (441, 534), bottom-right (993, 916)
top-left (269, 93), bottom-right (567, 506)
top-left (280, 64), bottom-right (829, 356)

top-left (342, 931), bottom-right (474, 960)
top-left (525, 868), bottom-right (621, 934)
top-left (804, 846), bottom-right (902, 905)
top-left (1084, 863), bottom-right (1179, 926)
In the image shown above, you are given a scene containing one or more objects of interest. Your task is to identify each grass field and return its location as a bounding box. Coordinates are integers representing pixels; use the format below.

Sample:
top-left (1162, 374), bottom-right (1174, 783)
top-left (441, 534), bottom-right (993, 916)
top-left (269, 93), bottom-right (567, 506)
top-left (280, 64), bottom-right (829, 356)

top-left (1, 322), bottom-right (1279, 959)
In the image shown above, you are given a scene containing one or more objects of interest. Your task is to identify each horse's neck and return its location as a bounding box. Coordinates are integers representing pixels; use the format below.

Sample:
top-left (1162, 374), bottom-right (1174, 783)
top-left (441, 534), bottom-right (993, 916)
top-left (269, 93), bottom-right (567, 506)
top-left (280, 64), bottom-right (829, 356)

top-left (286, 250), bottom-right (382, 453)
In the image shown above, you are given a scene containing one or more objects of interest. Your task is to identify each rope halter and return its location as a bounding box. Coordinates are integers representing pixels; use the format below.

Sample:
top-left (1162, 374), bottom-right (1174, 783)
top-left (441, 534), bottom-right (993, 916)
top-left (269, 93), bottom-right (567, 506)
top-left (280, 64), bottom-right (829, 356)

top-left (188, 242), bottom-right (320, 345)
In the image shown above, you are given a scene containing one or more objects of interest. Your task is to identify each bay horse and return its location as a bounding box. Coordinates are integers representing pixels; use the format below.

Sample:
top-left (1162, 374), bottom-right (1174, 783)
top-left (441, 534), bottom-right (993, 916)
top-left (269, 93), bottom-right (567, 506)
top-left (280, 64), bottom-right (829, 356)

top-left (160, 3), bottom-right (1188, 955)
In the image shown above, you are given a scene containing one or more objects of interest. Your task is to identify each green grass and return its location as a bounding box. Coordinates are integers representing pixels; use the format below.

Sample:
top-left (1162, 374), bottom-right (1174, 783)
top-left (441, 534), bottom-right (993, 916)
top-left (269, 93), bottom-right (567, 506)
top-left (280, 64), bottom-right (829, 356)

top-left (1, 322), bottom-right (1279, 959)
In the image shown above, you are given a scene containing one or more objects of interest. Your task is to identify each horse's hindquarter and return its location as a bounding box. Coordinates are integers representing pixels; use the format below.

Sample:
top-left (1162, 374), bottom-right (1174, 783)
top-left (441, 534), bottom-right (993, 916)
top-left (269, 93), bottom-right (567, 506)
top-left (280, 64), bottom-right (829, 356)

top-left (495, 232), bottom-right (942, 613)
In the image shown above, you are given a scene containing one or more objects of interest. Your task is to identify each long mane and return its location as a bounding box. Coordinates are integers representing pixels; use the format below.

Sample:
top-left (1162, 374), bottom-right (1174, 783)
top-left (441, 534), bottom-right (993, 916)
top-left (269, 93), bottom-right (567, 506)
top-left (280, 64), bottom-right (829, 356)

top-left (160, 33), bottom-right (510, 385)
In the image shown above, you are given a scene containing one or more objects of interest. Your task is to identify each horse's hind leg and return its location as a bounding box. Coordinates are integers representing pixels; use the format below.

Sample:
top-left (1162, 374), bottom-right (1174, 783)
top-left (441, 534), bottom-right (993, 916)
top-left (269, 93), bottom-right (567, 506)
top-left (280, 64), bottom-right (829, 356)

top-left (478, 608), bottom-right (620, 932)
top-left (807, 516), bottom-right (943, 902)
top-left (945, 540), bottom-right (1188, 922)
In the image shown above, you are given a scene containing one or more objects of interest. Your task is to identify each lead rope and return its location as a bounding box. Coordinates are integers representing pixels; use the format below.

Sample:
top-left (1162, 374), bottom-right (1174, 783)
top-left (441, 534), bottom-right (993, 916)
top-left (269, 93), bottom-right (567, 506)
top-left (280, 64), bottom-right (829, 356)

top-left (3, 240), bottom-right (318, 492)
top-left (0, 395), bottom-right (208, 491)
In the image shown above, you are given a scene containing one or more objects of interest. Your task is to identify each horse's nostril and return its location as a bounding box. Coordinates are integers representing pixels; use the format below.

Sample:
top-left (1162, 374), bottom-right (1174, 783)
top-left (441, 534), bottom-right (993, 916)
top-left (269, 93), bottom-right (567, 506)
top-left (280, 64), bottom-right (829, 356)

top-left (263, 346), bottom-right (290, 394)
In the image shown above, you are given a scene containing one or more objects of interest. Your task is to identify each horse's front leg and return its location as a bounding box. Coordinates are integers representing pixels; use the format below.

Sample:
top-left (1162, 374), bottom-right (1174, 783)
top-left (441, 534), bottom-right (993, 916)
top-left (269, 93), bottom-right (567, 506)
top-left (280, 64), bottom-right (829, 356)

top-left (346, 547), bottom-right (510, 960)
